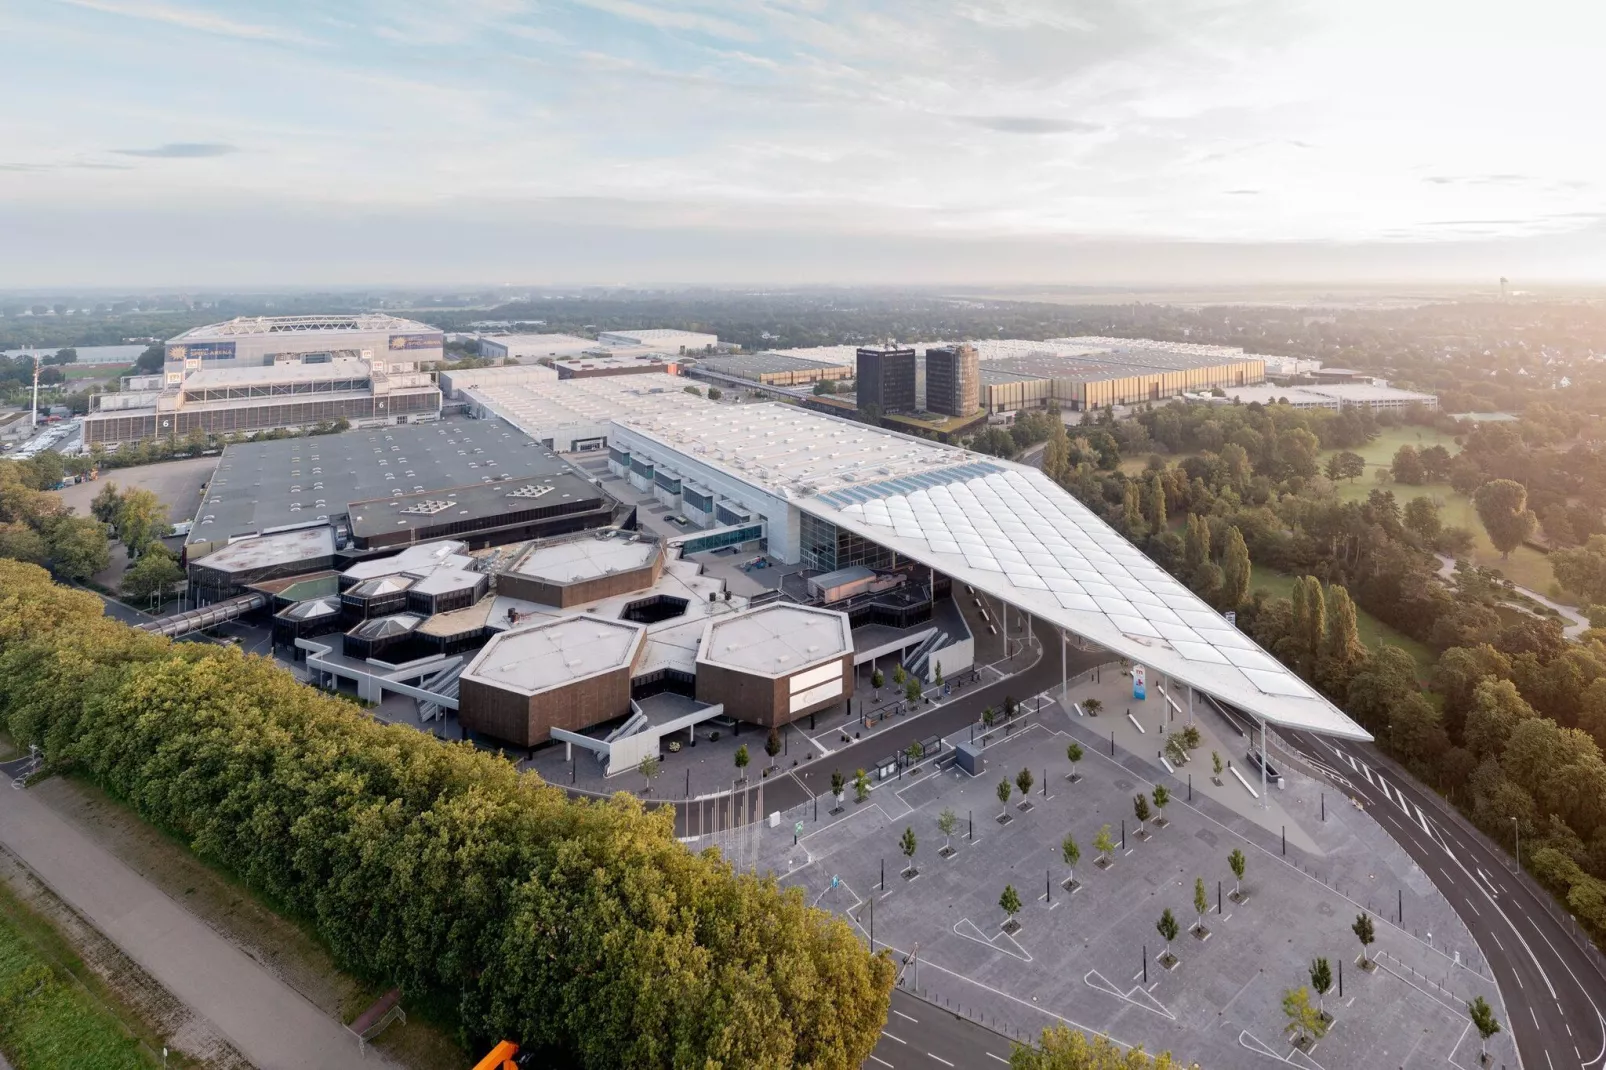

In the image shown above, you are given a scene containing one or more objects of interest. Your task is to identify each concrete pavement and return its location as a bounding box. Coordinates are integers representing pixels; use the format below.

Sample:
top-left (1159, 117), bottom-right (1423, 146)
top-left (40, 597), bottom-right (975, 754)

top-left (0, 780), bottom-right (392, 1070)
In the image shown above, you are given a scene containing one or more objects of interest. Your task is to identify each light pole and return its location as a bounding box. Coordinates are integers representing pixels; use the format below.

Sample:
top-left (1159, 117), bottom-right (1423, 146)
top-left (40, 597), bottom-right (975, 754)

top-left (1513, 817), bottom-right (1520, 867)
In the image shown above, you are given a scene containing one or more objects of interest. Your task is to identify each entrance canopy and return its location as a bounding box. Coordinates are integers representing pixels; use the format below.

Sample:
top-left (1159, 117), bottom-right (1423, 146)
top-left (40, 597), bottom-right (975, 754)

top-left (804, 462), bottom-right (1371, 741)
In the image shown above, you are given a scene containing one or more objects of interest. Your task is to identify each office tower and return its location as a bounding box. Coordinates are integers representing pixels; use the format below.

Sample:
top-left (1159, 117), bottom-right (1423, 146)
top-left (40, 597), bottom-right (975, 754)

top-left (855, 345), bottom-right (917, 413)
top-left (924, 344), bottom-right (979, 416)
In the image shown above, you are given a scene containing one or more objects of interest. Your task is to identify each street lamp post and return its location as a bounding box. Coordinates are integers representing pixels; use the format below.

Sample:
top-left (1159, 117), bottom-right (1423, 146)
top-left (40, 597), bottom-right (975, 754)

top-left (1513, 817), bottom-right (1520, 866)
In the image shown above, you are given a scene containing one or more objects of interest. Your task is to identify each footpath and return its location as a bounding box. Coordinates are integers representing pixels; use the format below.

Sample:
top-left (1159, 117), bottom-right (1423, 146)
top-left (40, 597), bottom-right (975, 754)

top-left (0, 780), bottom-right (391, 1070)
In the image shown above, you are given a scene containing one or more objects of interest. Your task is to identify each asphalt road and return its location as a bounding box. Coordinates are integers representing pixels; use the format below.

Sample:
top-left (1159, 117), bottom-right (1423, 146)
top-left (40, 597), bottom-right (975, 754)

top-left (867, 989), bottom-right (1016, 1069)
top-left (1282, 728), bottom-right (1606, 1070)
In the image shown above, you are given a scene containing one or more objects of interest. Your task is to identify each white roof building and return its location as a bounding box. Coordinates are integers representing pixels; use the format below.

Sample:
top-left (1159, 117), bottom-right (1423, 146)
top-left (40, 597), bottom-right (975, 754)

top-left (596, 329), bottom-right (718, 353)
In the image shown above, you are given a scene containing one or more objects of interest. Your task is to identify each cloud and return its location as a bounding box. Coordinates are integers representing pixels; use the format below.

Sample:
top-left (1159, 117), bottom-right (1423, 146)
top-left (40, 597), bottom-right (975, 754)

top-left (113, 143), bottom-right (238, 158)
top-left (56, 0), bottom-right (312, 43)
top-left (954, 115), bottom-right (1102, 135)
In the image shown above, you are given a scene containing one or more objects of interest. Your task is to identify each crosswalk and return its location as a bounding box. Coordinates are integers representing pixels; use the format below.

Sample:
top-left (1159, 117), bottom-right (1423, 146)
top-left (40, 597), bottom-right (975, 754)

top-left (1320, 739), bottom-right (1454, 854)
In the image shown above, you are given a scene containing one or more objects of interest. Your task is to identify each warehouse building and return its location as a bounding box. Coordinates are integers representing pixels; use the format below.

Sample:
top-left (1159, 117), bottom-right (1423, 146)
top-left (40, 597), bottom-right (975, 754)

top-left (1203, 383), bottom-right (1438, 413)
top-left (458, 371), bottom-right (707, 453)
top-left (692, 353), bottom-right (855, 386)
top-left (595, 328), bottom-right (719, 354)
top-left (83, 314), bottom-right (443, 446)
top-left (477, 333), bottom-right (598, 362)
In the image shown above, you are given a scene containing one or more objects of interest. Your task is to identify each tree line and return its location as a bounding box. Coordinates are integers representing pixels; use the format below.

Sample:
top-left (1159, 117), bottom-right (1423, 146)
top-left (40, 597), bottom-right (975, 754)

top-left (0, 562), bottom-right (894, 1068)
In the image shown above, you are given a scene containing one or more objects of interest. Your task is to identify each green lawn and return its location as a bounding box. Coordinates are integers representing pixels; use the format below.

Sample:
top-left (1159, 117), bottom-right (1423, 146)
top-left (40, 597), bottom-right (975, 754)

top-left (1318, 425), bottom-right (1461, 470)
top-left (1249, 570), bottom-right (1437, 676)
top-left (0, 903), bottom-right (153, 1070)
top-left (61, 363), bottom-right (132, 381)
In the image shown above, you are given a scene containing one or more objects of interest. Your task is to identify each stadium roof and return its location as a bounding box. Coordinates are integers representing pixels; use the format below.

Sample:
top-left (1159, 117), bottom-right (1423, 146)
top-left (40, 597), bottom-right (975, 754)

top-left (797, 457), bottom-right (1371, 741)
top-left (170, 314), bottom-right (439, 339)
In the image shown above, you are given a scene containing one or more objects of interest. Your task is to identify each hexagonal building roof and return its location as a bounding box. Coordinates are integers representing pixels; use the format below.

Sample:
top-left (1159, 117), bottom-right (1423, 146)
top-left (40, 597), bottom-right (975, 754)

top-left (506, 533), bottom-right (659, 586)
top-left (462, 616), bottom-right (645, 697)
top-left (697, 604), bottom-right (852, 678)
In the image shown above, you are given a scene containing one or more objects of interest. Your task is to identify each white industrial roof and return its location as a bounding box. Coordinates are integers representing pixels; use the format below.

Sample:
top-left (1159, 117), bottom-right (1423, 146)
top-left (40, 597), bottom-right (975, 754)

top-left (342, 541), bottom-right (469, 581)
top-left (697, 604), bottom-right (853, 677)
top-left (463, 616), bottom-right (644, 696)
top-left (803, 462), bottom-right (1371, 740)
top-left (170, 314), bottom-right (437, 340)
top-left (182, 358), bottom-right (372, 389)
top-left (596, 329), bottom-right (718, 351)
top-left (510, 534), bottom-right (658, 585)
top-left (483, 333), bottom-right (597, 358)
top-left (464, 373), bottom-right (706, 433)
top-left (194, 526), bottom-right (337, 572)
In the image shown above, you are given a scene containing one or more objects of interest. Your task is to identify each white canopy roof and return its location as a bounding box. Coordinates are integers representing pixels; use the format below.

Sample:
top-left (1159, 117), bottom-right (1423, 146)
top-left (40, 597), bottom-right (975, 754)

top-left (804, 463), bottom-right (1371, 741)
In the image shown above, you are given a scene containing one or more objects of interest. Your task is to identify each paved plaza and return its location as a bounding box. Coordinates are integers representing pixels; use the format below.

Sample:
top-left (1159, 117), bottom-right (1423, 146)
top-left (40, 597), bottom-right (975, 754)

top-left (744, 683), bottom-right (1516, 1070)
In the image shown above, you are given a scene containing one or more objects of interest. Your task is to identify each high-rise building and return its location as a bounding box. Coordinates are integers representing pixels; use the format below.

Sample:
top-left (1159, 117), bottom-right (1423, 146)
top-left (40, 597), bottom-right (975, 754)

top-left (924, 344), bottom-right (979, 417)
top-left (855, 345), bottom-right (916, 414)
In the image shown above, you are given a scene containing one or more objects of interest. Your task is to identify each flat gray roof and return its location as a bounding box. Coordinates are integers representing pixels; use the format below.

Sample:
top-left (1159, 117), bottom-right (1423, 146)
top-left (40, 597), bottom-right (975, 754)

top-left (697, 604), bottom-right (852, 676)
top-left (696, 354), bottom-right (854, 378)
top-left (190, 419), bottom-right (580, 546)
top-left (193, 526), bottom-right (336, 573)
top-left (464, 616), bottom-right (644, 695)
top-left (509, 533), bottom-right (658, 585)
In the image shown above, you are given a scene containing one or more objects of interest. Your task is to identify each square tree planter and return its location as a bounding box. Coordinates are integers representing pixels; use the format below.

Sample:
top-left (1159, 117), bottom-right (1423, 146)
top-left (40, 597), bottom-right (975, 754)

top-left (1001, 918), bottom-right (1022, 936)
top-left (1060, 877), bottom-right (1082, 894)
top-left (939, 845), bottom-right (957, 859)
top-left (1158, 951), bottom-right (1179, 971)
top-left (996, 813), bottom-right (1014, 826)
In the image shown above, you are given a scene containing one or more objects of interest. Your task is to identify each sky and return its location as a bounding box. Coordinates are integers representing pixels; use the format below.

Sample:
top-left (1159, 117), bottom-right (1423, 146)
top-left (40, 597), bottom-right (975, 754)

top-left (4, 0), bottom-right (1605, 287)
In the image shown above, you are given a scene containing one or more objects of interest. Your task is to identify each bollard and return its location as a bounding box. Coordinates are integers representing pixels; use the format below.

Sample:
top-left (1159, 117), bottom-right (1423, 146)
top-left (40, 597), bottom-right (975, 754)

top-left (1121, 819), bottom-right (1126, 850)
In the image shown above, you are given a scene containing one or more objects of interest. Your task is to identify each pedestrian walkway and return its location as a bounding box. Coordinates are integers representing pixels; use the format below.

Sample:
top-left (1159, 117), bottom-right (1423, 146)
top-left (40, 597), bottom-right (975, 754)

top-left (0, 783), bottom-right (391, 1070)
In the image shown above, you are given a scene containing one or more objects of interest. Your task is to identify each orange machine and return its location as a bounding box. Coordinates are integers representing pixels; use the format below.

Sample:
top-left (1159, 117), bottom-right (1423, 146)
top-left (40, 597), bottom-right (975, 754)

top-left (472, 1041), bottom-right (521, 1070)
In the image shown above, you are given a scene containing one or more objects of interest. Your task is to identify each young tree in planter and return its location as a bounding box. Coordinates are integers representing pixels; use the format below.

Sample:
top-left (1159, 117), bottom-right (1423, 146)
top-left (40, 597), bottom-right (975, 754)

top-left (1000, 884), bottom-right (1022, 930)
top-left (1004, 694), bottom-right (1018, 720)
top-left (765, 729), bottom-right (782, 766)
top-left (1352, 912), bottom-right (1376, 967)
top-left (1193, 877), bottom-right (1209, 934)
top-left (854, 768), bottom-right (871, 803)
top-left (1065, 740), bottom-right (1084, 781)
top-left (934, 664), bottom-right (944, 690)
top-left (1212, 750), bottom-right (1225, 782)
top-left (1152, 784), bottom-right (1170, 826)
top-left (1282, 987), bottom-right (1327, 1046)
top-left (638, 754), bottom-right (660, 794)
top-left (734, 745), bottom-right (750, 779)
top-left (1094, 824), bottom-right (1116, 867)
top-left (906, 741), bottom-right (924, 769)
top-left (982, 706), bottom-right (997, 732)
top-left (1156, 908), bottom-right (1180, 964)
top-left (1182, 724), bottom-right (1202, 749)
top-left (937, 808), bottom-right (957, 854)
top-left (905, 676), bottom-right (923, 704)
top-left (1062, 834), bottom-right (1080, 888)
top-left (1468, 995), bottom-right (1501, 1063)
top-left (1133, 792), bottom-right (1152, 835)
top-left (871, 668), bottom-right (884, 696)
top-left (1165, 734), bottom-right (1188, 766)
top-left (1083, 697), bottom-right (1103, 717)
top-left (893, 664), bottom-right (906, 689)
top-left (1016, 767), bottom-right (1035, 801)
top-left (1309, 958), bottom-right (1333, 1018)
top-left (1229, 847), bottom-right (1247, 899)
top-left (900, 826), bottom-right (918, 875)
top-left (831, 769), bottom-right (845, 808)
top-left (997, 778), bottom-right (1013, 818)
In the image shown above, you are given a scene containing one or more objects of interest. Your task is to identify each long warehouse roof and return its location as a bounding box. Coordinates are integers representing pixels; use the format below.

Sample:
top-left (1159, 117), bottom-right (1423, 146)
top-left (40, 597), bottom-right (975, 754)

top-left (798, 459), bottom-right (1371, 741)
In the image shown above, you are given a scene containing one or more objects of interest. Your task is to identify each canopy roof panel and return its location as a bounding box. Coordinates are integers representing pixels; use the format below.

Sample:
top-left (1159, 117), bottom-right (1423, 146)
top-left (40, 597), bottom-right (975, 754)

top-left (803, 463), bottom-right (1371, 741)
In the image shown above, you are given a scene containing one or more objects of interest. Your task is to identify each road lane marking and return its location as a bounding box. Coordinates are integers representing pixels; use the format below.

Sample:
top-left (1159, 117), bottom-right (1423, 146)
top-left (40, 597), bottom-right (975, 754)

top-left (882, 1031), bottom-right (906, 1044)
top-left (986, 1054), bottom-right (1010, 1064)
top-left (927, 1055), bottom-right (954, 1067)
top-left (1360, 764), bottom-right (1376, 787)
top-left (893, 1010), bottom-right (918, 1023)
top-left (869, 1056), bottom-right (893, 1068)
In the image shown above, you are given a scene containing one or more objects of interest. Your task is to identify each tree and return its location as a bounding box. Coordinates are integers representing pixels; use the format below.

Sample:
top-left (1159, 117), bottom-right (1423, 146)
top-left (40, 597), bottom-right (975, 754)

top-left (1061, 834), bottom-right (1080, 886)
top-left (1147, 473), bottom-right (1167, 534)
top-left (733, 744), bottom-right (750, 778)
top-left (1228, 848), bottom-right (1246, 896)
top-left (1220, 526), bottom-right (1251, 609)
top-left (1551, 534), bottom-right (1606, 605)
top-left (1282, 986), bottom-right (1327, 1046)
top-left (933, 664), bottom-right (944, 690)
top-left (1016, 767), bottom-right (1035, 799)
top-left (1308, 957), bottom-right (1333, 1016)
top-left (1391, 444), bottom-right (1426, 485)
top-left (892, 664), bottom-right (906, 688)
top-left (1010, 1025), bottom-right (1182, 1069)
top-left (1325, 450), bottom-right (1366, 483)
top-left (1183, 513), bottom-right (1210, 575)
top-left (765, 728), bottom-right (781, 764)
top-left (1083, 698), bottom-right (1103, 717)
top-left (1122, 481), bottom-right (1146, 538)
top-left (1473, 479), bottom-right (1538, 559)
top-left (1467, 995), bottom-right (1501, 1062)
top-left (1131, 793), bottom-right (1151, 834)
top-left (1352, 912), bottom-right (1375, 966)
top-left (1319, 584), bottom-right (1366, 691)
top-left (45, 516), bottom-right (109, 581)
top-left (854, 768), bottom-right (871, 802)
top-left (870, 668), bottom-right (884, 694)
top-left (904, 676), bottom-right (922, 703)
top-left (120, 548), bottom-right (183, 603)
top-left (1094, 824), bottom-right (1115, 866)
top-left (899, 826), bottom-right (917, 874)
top-left (831, 769), bottom-right (845, 805)
top-left (1193, 877), bottom-right (1208, 933)
top-left (1066, 740), bottom-right (1083, 780)
top-left (811, 379), bottom-right (837, 395)
top-left (1290, 575), bottom-right (1327, 678)
top-left (89, 481), bottom-right (122, 525)
top-left (1403, 496), bottom-right (1443, 542)
top-left (638, 754), bottom-right (659, 793)
top-left (705, 386), bottom-right (722, 400)
top-left (1212, 751), bottom-right (1224, 779)
top-left (981, 705), bottom-right (996, 731)
top-left (114, 488), bottom-right (166, 559)
top-left (937, 807), bottom-right (957, 851)
top-left (0, 522), bottom-right (48, 565)
top-left (683, 385), bottom-right (703, 396)
top-left (1156, 908), bottom-right (1179, 961)
top-left (1000, 884), bottom-right (1022, 928)
top-left (1152, 785), bottom-right (1170, 825)
top-left (997, 777), bottom-right (1013, 817)
top-left (906, 740), bottom-right (924, 766)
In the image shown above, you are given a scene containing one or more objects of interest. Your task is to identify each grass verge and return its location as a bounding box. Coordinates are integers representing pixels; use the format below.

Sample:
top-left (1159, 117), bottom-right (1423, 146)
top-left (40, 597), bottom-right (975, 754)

top-left (1250, 570), bottom-right (1437, 677)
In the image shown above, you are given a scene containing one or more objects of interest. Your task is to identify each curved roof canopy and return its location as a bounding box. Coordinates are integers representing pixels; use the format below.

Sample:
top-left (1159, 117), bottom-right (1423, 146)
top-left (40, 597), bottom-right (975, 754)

top-left (803, 463), bottom-right (1371, 741)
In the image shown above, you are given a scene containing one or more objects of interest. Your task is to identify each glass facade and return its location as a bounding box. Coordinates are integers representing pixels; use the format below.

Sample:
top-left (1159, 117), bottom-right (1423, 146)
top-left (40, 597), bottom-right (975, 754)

top-left (653, 470), bottom-right (681, 493)
top-left (799, 512), bottom-right (895, 573)
top-left (629, 456), bottom-right (654, 479)
top-left (715, 502), bottom-right (751, 527)
top-left (683, 487), bottom-right (713, 512)
top-left (677, 523), bottom-right (764, 555)
top-left (608, 446), bottom-right (629, 466)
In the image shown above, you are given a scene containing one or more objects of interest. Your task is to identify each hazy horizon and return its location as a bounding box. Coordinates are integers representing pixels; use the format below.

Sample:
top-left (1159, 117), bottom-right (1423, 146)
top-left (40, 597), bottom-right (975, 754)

top-left (5, 0), bottom-right (1604, 288)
